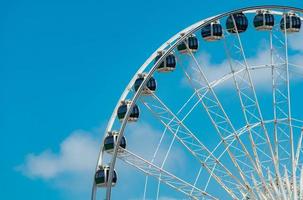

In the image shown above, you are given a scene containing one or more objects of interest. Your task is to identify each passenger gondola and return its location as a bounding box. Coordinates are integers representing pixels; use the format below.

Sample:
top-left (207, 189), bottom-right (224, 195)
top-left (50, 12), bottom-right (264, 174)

top-left (117, 100), bottom-right (139, 122)
top-left (155, 52), bottom-right (176, 72)
top-left (226, 12), bottom-right (248, 33)
top-left (95, 165), bottom-right (117, 187)
top-left (104, 131), bottom-right (126, 153)
top-left (201, 22), bottom-right (223, 41)
top-left (134, 74), bottom-right (156, 95)
top-left (253, 10), bottom-right (275, 30)
top-left (177, 34), bottom-right (199, 53)
top-left (280, 12), bottom-right (301, 33)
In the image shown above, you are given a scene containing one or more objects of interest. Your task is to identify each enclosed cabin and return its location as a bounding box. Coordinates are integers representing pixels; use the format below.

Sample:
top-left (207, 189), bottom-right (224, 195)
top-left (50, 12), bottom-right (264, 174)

top-left (177, 34), bottom-right (199, 54)
top-left (117, 100), bottom-right (139, 122)
top-left (253, 10), bottom-right (275, 31)
top-left (226, 12), bottom-right (248, 33)
top-left (134, 73), bottom-right (157, 95)
top-left (155, 51), bottom-right (176, 72)
top-left (201, 21), bottom-right (223, 41)
top-left (103, 131), bottom-right (126, 153)
top-left (95, 165), bottom-right (117, 187)
top-left (280, 12), bottom-right (301, 33)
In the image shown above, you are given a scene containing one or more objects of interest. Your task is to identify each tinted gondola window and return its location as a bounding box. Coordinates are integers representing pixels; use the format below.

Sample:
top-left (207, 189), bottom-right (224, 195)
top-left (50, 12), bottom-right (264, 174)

top-left (112, 171), bottom-right (117, 183)
top-left (254, 14), bottom-right (263, 27)
top-left (134, 77), bottom-right (144, 92)
top-left (226, 13), bottom-right (248, 33)
top-left (130, 105), bottom-right (139, 119)
top-left (201, 23), bottom-right (223, 41)
top-left (117, 105), bottom-right (127, 119)
top-left (155, 55), bottom-right (164, 69)
top-left (156, 53), bottom-right (176, 71)
top-left (132, 105), bottom-right (139, 114)
top-left (265, 14), bottom-right (274, 25)
top-left (201, 25), bottom-right (211, 37)
top-left (214, 24), bottom-right (223, 36)
top-left (167, 55), bottom-right (176, 66)
top-left (280, 14), bottom-right (301, 32)
top-left (147, 77), bottom-right (156, 91)
top-left (95, 169), bottom-right (105, 185)
top-left (134, 76), bottom-right (156, 93)
top-left (105, 136), bottom-right (114, 145)
top-left (120, 136), bottom-right (126, 148)
top-left (254, 12), bottom-right (274, 30)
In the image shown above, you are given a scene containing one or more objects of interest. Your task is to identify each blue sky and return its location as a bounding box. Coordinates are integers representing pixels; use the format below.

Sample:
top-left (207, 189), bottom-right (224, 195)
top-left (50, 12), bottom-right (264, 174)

top-left (1, 0), bottom-right (303, 200)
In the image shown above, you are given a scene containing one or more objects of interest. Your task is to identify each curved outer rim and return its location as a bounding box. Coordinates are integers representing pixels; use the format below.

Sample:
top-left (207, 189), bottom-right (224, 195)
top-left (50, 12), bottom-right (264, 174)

top-left (91, 5), bottom-right (303, 200)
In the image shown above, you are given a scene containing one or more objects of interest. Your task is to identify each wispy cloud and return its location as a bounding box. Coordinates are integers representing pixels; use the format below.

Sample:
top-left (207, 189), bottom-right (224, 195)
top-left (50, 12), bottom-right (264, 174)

top-left (289, 29), bottom-right (303, 52)
top-left (187, 48), bottom-right (273, 89)
top-left (289, 29), bottom-right (303, 71)
top-left (17, 130), bottom-right (99, 179)
top-left (17, 122), bottom-right (187, 199)
top-left (185, 35), bottom-right (303, 91)
top-left (118, 123), bottom-right (188, 198)
top-left (16, 130), bottom-right (99, 199)
top-left (126, 123), bottom-right (186, 170)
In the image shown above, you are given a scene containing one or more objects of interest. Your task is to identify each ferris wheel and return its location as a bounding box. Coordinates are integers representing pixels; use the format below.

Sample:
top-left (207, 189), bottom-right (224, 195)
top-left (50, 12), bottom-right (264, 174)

top-left (92, 5), bottom-right (303, 200)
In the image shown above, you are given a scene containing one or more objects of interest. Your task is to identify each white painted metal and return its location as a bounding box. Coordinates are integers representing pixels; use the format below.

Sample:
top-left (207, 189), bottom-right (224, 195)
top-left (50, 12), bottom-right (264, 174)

top-left (91, 5), bottom-right (303, 200)
top-left (116, 148), bottom-right (218, 200)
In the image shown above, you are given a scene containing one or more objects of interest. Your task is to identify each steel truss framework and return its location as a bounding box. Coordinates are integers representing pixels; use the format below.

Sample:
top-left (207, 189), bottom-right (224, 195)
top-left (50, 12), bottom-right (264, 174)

top-left (92, 5), bottom-right (303, 200)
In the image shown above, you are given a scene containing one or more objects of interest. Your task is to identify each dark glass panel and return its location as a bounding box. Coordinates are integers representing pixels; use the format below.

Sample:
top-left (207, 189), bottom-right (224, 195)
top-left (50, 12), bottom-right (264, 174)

top-left (130, 105), bottom-right (139, 118)
top-left (134, 77), bottom-right (144, 92)
top-left (104, 135), bottom-right (115, 150)
top-left (120, 136), bottom-right (126, 149)
top-left (117, 104), bottom-right (128, 119)
top-left (147, 77), bottom-right (156, 91)
top-left (155, 55), bottom-right (165, 69)
top-left (95, 169), bottom-right (105, 185)
top-left (226, 13), bottom-right (248, 33)
top-left (201, 24), bottom-right (211, 37)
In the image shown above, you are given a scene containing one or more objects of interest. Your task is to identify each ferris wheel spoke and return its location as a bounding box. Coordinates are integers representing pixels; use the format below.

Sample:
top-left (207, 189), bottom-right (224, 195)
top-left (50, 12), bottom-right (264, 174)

top-left (190, 167), bottom-right (203, 195)
top-left (178, 41), bottom-right (267, 193)
top-left (295, 130), bottom-right (303, 173)
top-left (201, 140), bottom-right (236, 191)
top-left (270, 15), bottom-right (298, 199)
top-left (222, 15), bottom-right (287, 197)
top-left (115, 148), bottom-right (218, 200)
top-left (155, 126), bottom-right (179, 200)
top-left (270, 30), bottom-right (289, 180)
top-left (282, 14), bottom-right (297, 199)
top-left (143, 125), bottom-right (170, 200)
top-left (271, 25), bottom-right (292, 180)
top-left (139, 93), bottom-right (246, 199)
top-left (268, 168), bottom-right (284, 199)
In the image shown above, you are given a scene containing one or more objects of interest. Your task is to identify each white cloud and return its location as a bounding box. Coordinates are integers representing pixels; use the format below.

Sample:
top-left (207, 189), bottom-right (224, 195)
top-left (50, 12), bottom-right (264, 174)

top-left (126, 122), bottom-right (187, 172)
top-left (121, 123), bottom-right (192, 199)
top-left (186, 37), bottom-right (303, 91)
top-left (288, 29), bottom-right (303, 73)
top-left (289, 29), bottom-right (303, 52)
top-left (17, 130), bottom-right (99, 179)
top-left (188, 48), bottom-right (273, 90)
top-left (16, 130), bottom-right (100, 199)
top-left (126, 122), bottom-right (163, 160)
top-left (17, 123), bottom-right (188, 199)
top-left (289, 31), bottom-right (303, 71)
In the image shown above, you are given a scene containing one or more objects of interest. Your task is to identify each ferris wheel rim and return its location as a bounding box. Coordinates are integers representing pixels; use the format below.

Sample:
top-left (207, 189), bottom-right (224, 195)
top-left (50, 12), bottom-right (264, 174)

top-left (92, 5), bottom-right (303, 200)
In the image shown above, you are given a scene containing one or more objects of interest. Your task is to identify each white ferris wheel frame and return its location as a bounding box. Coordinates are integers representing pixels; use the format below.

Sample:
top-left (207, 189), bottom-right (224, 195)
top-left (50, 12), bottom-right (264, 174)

top-left (92, 5), bottom-right (303, 200)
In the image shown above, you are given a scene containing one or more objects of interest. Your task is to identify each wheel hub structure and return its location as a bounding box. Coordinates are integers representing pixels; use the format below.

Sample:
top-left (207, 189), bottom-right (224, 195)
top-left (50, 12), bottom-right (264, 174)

top-left (92, 5), bottom-right (303, 200)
